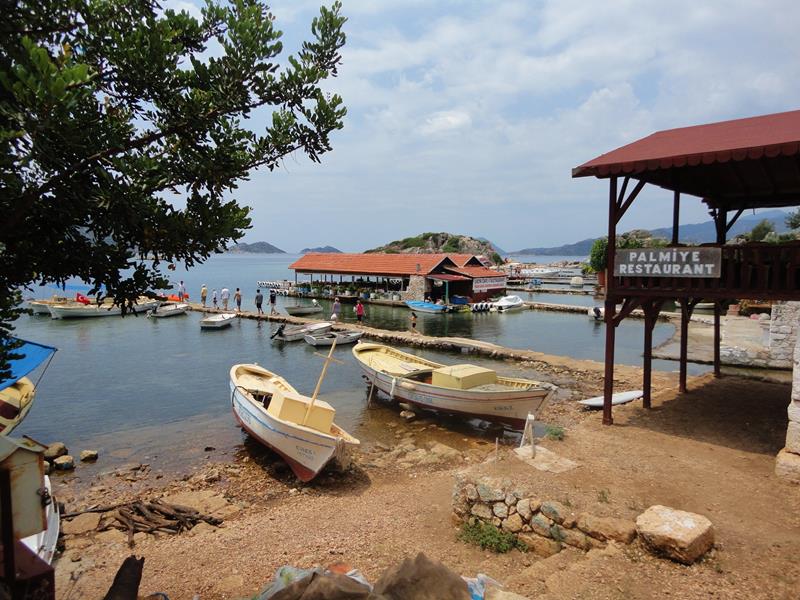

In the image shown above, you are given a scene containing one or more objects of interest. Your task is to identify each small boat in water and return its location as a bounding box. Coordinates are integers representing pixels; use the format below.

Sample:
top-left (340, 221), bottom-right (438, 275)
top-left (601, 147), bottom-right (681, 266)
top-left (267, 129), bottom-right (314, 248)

top-left (352, 342), bottom-right (556, 429)
top-left (200, 313), bottom-right (237, 329)
top-left (285, 300), bottom-right (324, 316)
top-left (148, 302), bottom-right (189, 318)
top-left (522, 267), bottom-right (561, 278)
top-left (405, 300), bottom-right (447, 314)
top-left (271, 321), bottom-right (332, 342)
top-left (27, 295), bottom-right (70, 315)
top-left (21, 474), bottom-right (59, 564)
top-left (229, 361), bottom-right (360, 482)
top-left (492, 295), bottom-right (525, 312)
top-left (304, 330), bottom-right (363, 346)
top-left (48, 297), bottom-right (159, 319)
top-left (0, 339), bottom-right (57, 435)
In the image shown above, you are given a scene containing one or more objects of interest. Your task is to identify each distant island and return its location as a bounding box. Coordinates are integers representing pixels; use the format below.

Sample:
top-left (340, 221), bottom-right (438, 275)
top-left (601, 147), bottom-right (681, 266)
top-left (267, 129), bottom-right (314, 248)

top-left (227, 241), bottom-right (286, 254)
top-left (365, 232), bottom-right (500, 259)
top-left (512, 209), bottom-right (792, 255)
top-left (301, 246), bottom-right (342, 253)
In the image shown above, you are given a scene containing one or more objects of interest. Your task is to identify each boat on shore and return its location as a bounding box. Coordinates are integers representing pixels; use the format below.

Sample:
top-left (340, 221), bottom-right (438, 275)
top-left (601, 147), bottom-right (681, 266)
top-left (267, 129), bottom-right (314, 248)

top-left (271, 322), bottom-right (332, 342)
top-left (148, 302), bottom-right (189, 318)
top-left (229, 363), bottom-right (360, 481)
top-left (352, 342), bottom-right (556, 429)
top-left (200, 313), bottom-right (237, 329)
top-left (21, 474), bottom-right (59, 564)
top-left (48, 297), bottom-right (159, 319)
top-left (405, 300), bottom-right (447, 314)
top-left (492, 295), bottom-right (525, 312)
top-left (0, 339), bottom-right (57, 435)
top-left (304, 330), bottom-right (363, 346)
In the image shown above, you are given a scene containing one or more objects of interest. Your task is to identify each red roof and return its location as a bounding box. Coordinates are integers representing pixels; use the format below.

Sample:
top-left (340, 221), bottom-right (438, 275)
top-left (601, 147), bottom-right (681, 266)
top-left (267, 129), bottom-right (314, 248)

top-left (290, 253), bottom-right (474, 276)
top-left (573, 109), bottom-right (800, 178)
top-left (446, 266), bottom-right (506, 278)
top-left (427, 273), bottom-right (469, 281)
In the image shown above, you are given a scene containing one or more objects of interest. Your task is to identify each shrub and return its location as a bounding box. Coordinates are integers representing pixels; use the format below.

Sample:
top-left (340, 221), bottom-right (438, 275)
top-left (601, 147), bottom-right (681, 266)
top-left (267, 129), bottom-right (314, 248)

top-left (545, 425), bottom-right (565, 441)
top-left (458, 521), bottom-right (526, 553)
top-left (442, 236), bottom-right (462, 253)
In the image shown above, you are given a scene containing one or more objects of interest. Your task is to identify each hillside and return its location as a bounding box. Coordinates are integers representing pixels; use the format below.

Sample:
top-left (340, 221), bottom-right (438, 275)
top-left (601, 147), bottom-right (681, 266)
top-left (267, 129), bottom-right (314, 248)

top-left (365, 232), bottom-right (498, 256)
top-left (513, 210), bottom-right (793, 255)
top-left (300, 246), bottom-right (342, 253)
top-left (227, 241), bottom-right (285, 254)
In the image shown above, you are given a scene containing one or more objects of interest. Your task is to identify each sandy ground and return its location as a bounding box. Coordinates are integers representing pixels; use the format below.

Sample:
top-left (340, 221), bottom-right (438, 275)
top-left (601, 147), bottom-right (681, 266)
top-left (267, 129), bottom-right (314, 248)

top-left (52, 367), bottom-right (800, 600)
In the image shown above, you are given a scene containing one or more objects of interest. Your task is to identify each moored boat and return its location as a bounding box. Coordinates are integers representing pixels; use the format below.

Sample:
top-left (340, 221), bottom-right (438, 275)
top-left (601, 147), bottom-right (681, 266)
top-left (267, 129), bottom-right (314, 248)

top-left (405, 300), bottom-right (447, 314)
top-left (352, 342), bottom-right (556, 429)
top-left (148, 302), bottom-right (190, 318)
top-left (492, 295), bottom-right (525, 312)
top-left (27, 295), bottom-right (70, 315)
top-left (521, 267), bottom-right (562, 278)
top-left (48, 297), bottom-right (159, 319)
top-left (229, 363), bottom-right (360, 481)
top-left (200, 313), bottom-right (237, 329)
top-left (285, 300), bottom-right (324, 316)
top-left (0, 339), bottom-right (57, 435)
top-left (303, 330), bottom-right (363, 346)
top-left (271, 321), bottom-right (332, 342)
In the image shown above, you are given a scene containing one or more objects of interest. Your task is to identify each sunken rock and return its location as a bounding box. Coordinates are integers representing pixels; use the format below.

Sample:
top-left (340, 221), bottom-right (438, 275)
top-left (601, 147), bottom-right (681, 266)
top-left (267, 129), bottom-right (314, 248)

top-left (540, 501), bottom-right (568, 524)
top-left (80, 450), bottom-right (99, 462)
top-left (62, 512), bottom-right (101, 535)
top-left (44, 442), bottom-right (67, 461)
top-left (775, 449), bottom-right (800, 483)
top-left (53, 455), bottom-right (75, 470)
top-left (518, 533), bottom-right (561, 558)
top-left (636, 505), bottom-right (714, 564)
top-left (577, 513), bottom-right (637, 544)
top-left (502, 513), bottom-right (524, 534)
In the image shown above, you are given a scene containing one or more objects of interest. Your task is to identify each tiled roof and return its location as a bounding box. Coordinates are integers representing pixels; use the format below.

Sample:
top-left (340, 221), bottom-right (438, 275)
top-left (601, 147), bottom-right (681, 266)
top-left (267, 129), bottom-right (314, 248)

top-left (289, 253), bottom-right (472, 276)
top-left (447, 266), bottom-right (506, 278)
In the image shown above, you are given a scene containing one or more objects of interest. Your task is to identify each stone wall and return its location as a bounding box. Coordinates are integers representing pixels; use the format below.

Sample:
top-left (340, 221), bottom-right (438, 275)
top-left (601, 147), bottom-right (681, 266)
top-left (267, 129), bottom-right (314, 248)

top-left (400, 275), bottom-right (426, 302)
top-left (776, 327), bottom-right (800, 482)
top-left (721, 301), bottom-right (799, 369)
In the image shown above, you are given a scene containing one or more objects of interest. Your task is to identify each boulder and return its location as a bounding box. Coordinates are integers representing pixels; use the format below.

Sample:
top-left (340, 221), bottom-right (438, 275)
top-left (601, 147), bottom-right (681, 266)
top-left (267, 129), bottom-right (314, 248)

top-left (518, 533), bottom-right (561, 557)
top-left (785, 421), bottom-right (800, 454)
top-left (636, 505), bottom-right (714, 564)
top-left (540, 501), bottom-right (568, 524)
top-left (493, 502), bottom-right (509, 519)
top-left (62, 512), bottom-right (101, 535)
top-left (471, 503), bottom-right (493, 520)
top-left (516, 498), bottom-right (532, 521)
top-left (530, 514), bottom-right (553, 538)
top-left (477, 480), bottom-right (506, 502)
top-left (53, 455), bottom-right (75, 470)
top-left (80, 450), bottom-right (99, 462)
top-left (577, 513), bottom-right (637, 544)
top-left (44, 442), bottom-right (67, 461)
top-left (429, 442), bottom-right (461, 460)
top-left (502, 513), bottom-right (524, 534)
top-left (775, 449), bottom-right (800, 483)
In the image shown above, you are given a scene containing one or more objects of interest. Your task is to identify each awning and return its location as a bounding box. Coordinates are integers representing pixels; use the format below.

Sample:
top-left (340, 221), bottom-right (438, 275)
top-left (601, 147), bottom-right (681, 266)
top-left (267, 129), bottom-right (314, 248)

top-left (1, 338), bottom-right (58, 392)
top-left (426, 274), bottom-right (469, 281)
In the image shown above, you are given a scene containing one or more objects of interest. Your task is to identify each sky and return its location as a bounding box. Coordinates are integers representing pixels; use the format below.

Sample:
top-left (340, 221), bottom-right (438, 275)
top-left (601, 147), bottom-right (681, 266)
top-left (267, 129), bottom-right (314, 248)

top-left (168, 0), bottom-right (800, 252)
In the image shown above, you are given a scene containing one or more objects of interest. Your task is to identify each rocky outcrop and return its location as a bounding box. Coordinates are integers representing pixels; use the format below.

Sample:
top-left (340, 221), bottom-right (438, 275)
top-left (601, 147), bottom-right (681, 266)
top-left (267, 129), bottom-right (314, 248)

top-left (366, 232), bottom-right (496, 257)
top-left (635, 505), bottom-right (714, 564)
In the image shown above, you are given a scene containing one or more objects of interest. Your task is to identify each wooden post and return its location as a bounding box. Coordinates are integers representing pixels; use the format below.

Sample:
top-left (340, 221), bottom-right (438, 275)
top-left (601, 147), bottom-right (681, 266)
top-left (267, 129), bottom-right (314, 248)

top-left (304, 339), bottom-right (338, 425)
top-left (603, 176), bottom-right (618, 425)
top-left (643, 301), bottom-right (653, 409)
top-left (671, 190), bottom-right (680, 245)
top-left (679, 298), bottom-right (689, 393)
top-left (713, 301), bottom-right (722, 377)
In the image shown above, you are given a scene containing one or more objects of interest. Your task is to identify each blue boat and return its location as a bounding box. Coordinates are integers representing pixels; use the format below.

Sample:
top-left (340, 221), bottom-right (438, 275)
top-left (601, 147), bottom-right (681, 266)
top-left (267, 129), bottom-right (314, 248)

top-left (0, 338), bottom-right (57, 435)
top-left (405, 300), bottom-right (447, 314)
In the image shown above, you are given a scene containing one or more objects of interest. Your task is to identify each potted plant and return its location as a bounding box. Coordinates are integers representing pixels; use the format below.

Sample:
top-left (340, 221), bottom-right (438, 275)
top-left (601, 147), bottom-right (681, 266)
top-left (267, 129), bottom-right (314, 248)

top-left (589, 237), bottom-right (608, 287)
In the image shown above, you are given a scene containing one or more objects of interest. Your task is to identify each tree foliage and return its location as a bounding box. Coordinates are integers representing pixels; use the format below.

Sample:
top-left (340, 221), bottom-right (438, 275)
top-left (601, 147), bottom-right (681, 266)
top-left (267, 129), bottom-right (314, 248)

top-left (746, 219), bottom-right (775, 242)
top-left (0, 0), bottom-right (347, 374)
top-left (786, 209), bottom-right (800, 231)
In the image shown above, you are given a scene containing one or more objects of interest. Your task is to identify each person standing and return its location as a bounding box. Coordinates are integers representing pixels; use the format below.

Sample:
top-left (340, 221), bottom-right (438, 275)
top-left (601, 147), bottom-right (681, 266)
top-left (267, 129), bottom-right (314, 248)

top-left (221, 287), bottom-right (230, 310)
top-left (200, 284), bottom-right (208, 307)
top-left (332, 297), bottom-right (341, 321)
top-left (269, 289), bottom-right (277, 315)
top-left (178, 280), bottom-right (186, 301)
top-left (255, 289), bottom-right (264, 315)
top-left (355, 299), bottom-right (365, 323)
top-left (234, 287), bottom-right (242, 312)
top-left (212, 289), bottom-right (218, 308)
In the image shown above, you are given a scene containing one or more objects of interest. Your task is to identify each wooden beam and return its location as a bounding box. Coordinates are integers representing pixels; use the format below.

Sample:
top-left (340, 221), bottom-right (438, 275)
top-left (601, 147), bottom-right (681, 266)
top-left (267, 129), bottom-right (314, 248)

top-left (616, 179), bottom-right (647, 224)
top-left (612, 296), bottom-right (642, 327)
top-left (672, 190), bottom-right (680, 245)
top-left (603, 176), bottom-right (618, 426)
top-left (726, 208), bottom-right (745, 233)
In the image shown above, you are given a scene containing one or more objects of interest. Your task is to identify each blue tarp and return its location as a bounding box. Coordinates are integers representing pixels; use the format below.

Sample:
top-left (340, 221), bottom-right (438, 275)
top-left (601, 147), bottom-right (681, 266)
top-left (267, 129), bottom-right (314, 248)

top-left (0, 338), bottom-right (57, 392)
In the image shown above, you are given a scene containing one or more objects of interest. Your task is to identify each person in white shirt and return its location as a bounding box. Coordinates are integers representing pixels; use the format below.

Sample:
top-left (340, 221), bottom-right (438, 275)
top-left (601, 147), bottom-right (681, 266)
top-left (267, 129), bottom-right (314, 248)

top-left (221, 287), bottom-right (230, 310)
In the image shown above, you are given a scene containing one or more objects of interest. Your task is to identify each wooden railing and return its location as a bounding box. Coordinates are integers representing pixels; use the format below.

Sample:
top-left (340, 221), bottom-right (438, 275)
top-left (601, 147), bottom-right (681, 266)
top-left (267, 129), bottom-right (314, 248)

top-left (611, 242), bottom-right (800, 300)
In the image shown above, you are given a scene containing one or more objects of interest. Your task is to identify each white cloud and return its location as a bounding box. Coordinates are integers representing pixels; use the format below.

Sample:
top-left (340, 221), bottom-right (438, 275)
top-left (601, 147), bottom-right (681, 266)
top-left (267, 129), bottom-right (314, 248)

top-left (418, 110), bottom-right (472, 135)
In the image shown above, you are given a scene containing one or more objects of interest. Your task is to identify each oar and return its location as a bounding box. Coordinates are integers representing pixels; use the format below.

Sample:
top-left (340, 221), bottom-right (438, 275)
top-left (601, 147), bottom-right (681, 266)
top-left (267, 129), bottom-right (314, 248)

top-left (302, 339), bottom-right (344, 425)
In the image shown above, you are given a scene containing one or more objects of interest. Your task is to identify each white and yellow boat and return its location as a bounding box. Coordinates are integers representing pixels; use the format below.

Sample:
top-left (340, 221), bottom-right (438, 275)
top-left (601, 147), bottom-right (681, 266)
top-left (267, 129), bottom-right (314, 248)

top-left (0, 339), bottom-right (57, 435)
top-left (352, 342), bottom-right (556, 429)
top-left (229, 363), bottom-right (359, 481)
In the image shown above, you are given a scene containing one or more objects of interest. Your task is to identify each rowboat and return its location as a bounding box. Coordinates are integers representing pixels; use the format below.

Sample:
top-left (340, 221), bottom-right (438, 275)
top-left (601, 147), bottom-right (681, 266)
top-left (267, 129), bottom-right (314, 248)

top-left (352, 342), bottom-right (556, 429)
top-left (271, 321), bottom-right (332, 342)
top-left (148, 302), bottom-right (190, 318)
top-left (48, 297), bottom-right (159, 319)
top-left (303, 330), bottom-right (363, 346)
top-left (229, 363), bottom-right (360, 481)
top-left (0, 339), bottom-right (57, 435)
top-left (200, 313), bottom-right (237, 329)
top-left (21, 475), bottom-right (59, 564)
top-left (285, 301), bottom-right (324, 316)
top-left (492, 295), bottom-right (525, 312)
top-left (405, 300), bottom-right (447, 314)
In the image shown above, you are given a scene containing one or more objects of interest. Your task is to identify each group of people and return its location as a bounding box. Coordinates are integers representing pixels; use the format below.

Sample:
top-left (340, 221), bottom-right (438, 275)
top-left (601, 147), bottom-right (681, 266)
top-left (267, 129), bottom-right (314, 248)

top-left (198, 284), bottom-right (278, 315)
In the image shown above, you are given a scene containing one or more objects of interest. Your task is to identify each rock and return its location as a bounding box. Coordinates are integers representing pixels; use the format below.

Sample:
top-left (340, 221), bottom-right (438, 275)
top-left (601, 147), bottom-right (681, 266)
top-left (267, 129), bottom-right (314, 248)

top-left (518, 533), bottom-right (561, 557)
top-left (492, 517), bottom-right (502, 527)
top-left (404, 448), bottom-right (429, 463)
top-left (530, 514), bottom-right (553, 537)
top-left (493, 502), bottom-right (509, 518)
top-left (552, 525), bottom-right (597, 551)
top-left (477, 481), bottom-right (506, 502)
top-left (53, 455), bottom-right (75, 470)
top-left (785, 421), bottom-right (800, 454)
top-left (62, 512), bottom-right (101, 535)
top-left (44, 442), bottom-right (68, 461)
top-left (96, 528), bottom-right (127, 544)
top-left (775, 448), bottom-right (800, 483)
top-left (465, 484), bottom-right (479, 502)
top-left (189, 522), bottom-right (218, 536)
top-left (399, 410), bottom-right (416, 421)
top-left (636, 505), bottom-right (714, 564)
top-left (502, 513), bottom-right (524, 533)
top-left (471, 503), bottom-right (493, 520)
top-left (504, 492), bottom-right (519, 507)
top-left (63, 536), bottom-right (93, 550)
top-left (429, 442), bottom-right (461, 460)
top-left (577, 513), bottom-right (637, 544)
top-left (516, 499), bottom-right (532, 521)
top-left (44, 461), bottom-right (52, 475)
top-left (540, 501), bottom-right (568, 524)
top-left (79, 450), bottom-right (99, 462)
top-left (521, 524), bottom-right (532, 533)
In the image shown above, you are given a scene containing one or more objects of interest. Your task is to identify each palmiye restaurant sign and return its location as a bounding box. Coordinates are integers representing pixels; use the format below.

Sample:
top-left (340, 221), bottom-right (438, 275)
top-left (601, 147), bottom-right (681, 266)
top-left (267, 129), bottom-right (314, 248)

top-left (614, 247), bottom-right (721, 278)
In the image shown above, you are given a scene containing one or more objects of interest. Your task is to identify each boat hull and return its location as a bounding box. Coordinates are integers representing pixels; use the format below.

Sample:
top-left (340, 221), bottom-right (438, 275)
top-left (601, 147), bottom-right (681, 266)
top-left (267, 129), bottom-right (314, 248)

top-left (20, 475), bottom-right (59, 564)
top-left (405, 300), bottom-right (446, 314)
top-left (275, 322), bottom-right (332, 341)
top-left (48, 300), bottom-right (159, 319)
top-left (303, 331), bottom-right (363, 346)
top-left (200, 313), bottom-right (236, 329)
top-left (285, 306), bottom-right (324, 316)
top-left (0, 377), bottom-right (35, 435)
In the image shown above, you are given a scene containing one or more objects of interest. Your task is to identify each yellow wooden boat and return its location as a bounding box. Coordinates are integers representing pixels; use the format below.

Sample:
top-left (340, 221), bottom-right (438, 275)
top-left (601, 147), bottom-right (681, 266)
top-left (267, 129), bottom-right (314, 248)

top-left (0, 377), bottom-right (35, 435)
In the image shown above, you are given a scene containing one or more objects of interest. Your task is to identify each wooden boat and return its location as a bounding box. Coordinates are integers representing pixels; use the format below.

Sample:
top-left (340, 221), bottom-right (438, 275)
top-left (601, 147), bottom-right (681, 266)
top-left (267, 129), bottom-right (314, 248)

top-left (405, 300), bottom-right (447, 314)
top-left (521, 267), bottom-right (561, 277)
top-left (229, 363), bottom-right (360, 481)
top-left (148, 302), bottom-right (189, 318)
top-left (0, 339), bottom-right (57, 435)
top-left (48, 297), bottom-right (159, 319)
top-left (285, 302), bottom-right (324, 316)
top-left (271, 321), bottom-right (332, 342)
top-left (492, 295), bottom-right (525, 312)
top-left (21, 475), bottom-right (59, 564)
top-left (578, 390), bottom-right (643, 408)
top-left (27, 295), bottom-right (70, 315)
top-left (303, 330), bottom-right (363, 346)
top-left (352, 342), bottom-right (556, 429)
top-left (200, 313), bottom-right (237, 329)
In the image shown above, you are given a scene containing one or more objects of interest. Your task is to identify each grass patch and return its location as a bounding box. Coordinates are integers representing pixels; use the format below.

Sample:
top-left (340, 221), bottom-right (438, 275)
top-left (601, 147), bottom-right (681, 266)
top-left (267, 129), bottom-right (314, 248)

top-left (544, 425), bottom-right (565, 441)
top-left (458, 521), bottom-right (526, 553)
top-left (597, 488), bottom-right (610, 503)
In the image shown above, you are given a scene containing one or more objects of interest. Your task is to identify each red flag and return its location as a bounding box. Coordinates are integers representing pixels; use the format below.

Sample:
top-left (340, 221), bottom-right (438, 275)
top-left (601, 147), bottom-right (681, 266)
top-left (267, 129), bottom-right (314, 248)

top-left (75, 293), bottom-right (90, 305)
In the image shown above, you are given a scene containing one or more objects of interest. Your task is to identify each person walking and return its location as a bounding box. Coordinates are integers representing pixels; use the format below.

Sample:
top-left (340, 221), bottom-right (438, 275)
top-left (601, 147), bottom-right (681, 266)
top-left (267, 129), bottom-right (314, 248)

top-left (355, 299), bottom-right (365, 323)
top-left (221, 287), bottom-right (230, 310)
top-left (269, 289), bottom-right (277, 315)
top-left (331, 297), bottom-right (341, 321)
top-left (200, 284), bottom-right (208, 307)
top-left (409, 311), bottom-right (418, 333)
top-left (212, 289), bottom-right (218, 308)
top-left (177, 280), bottom-right (186, 301)
top-left (234, 288), bottom-right (242, 312)
top-left (255, 289), bottom-right (264, 315)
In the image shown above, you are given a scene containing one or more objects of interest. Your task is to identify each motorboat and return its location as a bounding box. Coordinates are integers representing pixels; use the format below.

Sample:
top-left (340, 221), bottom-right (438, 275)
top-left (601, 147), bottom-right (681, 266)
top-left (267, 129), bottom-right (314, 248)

top-left (0, 339), bottom-right (57, 435)
top-left (21, 475), bottom-right (59, 564)
top-left (285, 300), bottom-right (324, 316)
top-left (352, 342), bottom-right (556, 429)
top-left (148, 302), bottom-right (190, 318)
top-left (229, 363), bottom-right (360, 481)
top-left (48, 297), bottom-right (159, 319)
top-left (492, 295), bottom-right (525, 312)
top-left (271, 321), bottom-right (332, 341)
top-left (405, 300), bottom-right (447, 314)
top-left (304, 330), bottom-right (363, 346)
top-left (200, 313), bottom-right (237, 329)
top-left (521, 267), bottom-right (561, 278)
